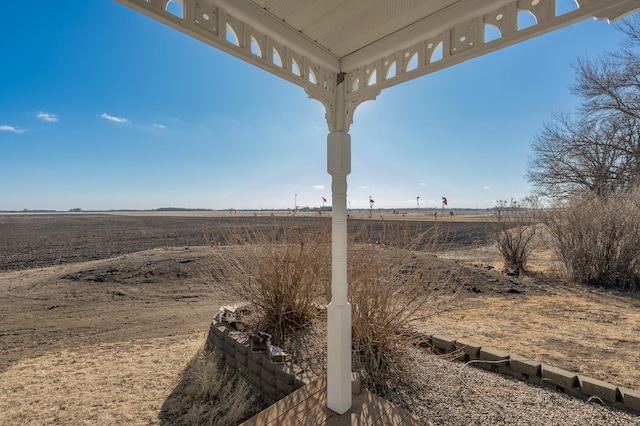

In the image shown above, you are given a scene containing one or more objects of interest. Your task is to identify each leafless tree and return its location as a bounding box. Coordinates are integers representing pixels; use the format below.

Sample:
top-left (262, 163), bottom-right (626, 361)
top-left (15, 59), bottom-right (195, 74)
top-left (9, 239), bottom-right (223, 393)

top-left (528, 16), bottom-right (640, 198)
top-left (528, 112), bottom-right (640, 198)
top-left (573, 16), bottom-right (640, 120)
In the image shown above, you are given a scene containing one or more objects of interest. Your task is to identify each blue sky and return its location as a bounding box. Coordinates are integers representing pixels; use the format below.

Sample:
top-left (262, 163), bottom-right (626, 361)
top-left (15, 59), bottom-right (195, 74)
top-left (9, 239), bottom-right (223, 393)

top-left (0, 2), bottom-right (633, 211)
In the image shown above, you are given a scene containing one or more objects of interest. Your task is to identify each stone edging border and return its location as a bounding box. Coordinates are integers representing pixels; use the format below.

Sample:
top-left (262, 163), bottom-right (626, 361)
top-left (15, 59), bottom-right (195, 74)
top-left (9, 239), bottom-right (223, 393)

top-left (205, 320), bottom-right (639, 416)
top-left (204, 320), bottom-right (315, 408)
top-left (428, 333), bottom-right (640, 415)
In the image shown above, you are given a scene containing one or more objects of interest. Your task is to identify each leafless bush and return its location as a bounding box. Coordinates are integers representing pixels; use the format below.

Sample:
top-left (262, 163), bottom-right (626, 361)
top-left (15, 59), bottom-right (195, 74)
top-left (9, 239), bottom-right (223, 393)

top-left (203, 218), bottom-right (331, 343)
top-left (491, 198), bottom-right (539, 273)
top-left (203, 216), bottom-right (457, 381)
top-left (542, 188), bottom-right (640, 291)
top-left (347, 220), bottom-right (457, 381)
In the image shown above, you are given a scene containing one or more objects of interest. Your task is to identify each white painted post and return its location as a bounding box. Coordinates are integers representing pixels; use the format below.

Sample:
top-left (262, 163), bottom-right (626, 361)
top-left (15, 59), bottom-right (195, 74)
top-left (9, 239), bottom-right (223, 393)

top-left (326, 130), bottom-right (351, 414)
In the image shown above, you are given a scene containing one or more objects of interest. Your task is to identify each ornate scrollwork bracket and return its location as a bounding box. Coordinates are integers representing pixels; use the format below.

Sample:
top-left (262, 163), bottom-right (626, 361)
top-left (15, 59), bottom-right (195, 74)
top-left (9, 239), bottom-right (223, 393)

top-left (305, 75), bottom-right (381, 133)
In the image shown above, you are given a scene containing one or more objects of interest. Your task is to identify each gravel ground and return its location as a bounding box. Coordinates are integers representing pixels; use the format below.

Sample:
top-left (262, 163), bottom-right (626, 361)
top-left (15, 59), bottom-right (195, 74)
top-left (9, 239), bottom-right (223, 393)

top-left (383, 346), bottom-right (640, 425)
top-left (283, 317), bottom-right (639, 425)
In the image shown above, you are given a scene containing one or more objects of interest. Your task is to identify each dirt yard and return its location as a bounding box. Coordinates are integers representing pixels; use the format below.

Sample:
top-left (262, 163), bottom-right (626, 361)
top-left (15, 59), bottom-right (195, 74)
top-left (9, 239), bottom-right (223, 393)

top-left (0, 212), bottom-right (638, 424)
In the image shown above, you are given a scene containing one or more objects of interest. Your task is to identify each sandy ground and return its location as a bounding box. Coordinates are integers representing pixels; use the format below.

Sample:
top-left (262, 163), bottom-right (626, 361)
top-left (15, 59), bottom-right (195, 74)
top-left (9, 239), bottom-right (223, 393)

top-left (432, 243), bottom-right (640, 391)
top-left (0, 213), bottom-right (638, 424)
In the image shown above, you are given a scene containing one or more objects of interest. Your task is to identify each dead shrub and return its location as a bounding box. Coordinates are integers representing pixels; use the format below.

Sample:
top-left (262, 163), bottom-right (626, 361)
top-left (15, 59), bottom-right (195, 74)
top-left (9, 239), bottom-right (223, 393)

top-left (160, 351), bottom-right (258, 426)
top-left (542, 188), bottom-right (640, 291)
top-left (491, 198), bottom-right (539, 273)
top-left (203, 216), bottom-right (457, 382)
top-left (203, 218), bottom-right (332, 343)
top-left (346, 220), bottom-right (458, 381)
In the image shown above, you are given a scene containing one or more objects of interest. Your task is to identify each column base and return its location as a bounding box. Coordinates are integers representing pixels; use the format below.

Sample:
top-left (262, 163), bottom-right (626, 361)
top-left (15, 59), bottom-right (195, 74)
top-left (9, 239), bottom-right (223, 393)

top-left (327, 301), bottom-right (352, 414)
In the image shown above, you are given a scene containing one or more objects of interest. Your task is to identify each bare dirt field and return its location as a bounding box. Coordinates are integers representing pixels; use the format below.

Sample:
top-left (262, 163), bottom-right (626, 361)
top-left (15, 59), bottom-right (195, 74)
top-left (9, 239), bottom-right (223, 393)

top-left (0, 212), bottom-right (638, 425)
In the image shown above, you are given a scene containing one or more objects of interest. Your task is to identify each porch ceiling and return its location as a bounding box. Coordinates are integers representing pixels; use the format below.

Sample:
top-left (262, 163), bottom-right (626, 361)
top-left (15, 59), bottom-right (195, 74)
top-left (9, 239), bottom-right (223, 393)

top-left (251, 0), bottom-right (488, 59)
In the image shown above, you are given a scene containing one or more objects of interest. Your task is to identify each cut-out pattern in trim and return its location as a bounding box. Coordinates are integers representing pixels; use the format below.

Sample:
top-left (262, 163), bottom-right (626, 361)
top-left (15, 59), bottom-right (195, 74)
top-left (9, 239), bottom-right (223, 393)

top-left (165, 0), bottom-right (183, 18)
top-left (342, 0), bottom-right (635, 98)
top-left (484, 24), bottom-right (502, 43)
top-left (119, 0), bottom-right (337, 102)
top-left (556, 0), bottom-right (579, 16)
top-left (119, 0), bottom-right (640, 132)
top-left (517, 10), bottom-right (537, 30)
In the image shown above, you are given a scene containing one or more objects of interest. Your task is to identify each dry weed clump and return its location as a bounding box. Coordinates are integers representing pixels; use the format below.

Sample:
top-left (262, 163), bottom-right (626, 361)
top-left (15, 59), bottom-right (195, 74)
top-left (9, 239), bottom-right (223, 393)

top-left (542, 188), bottom-right (640, 291)
top-left (160, 351), bottom-right (258, 426)
top-left (346, 220), bottom-right (459, 382)
top-left (491, 198), bottom-right (539, 273)
top-left (203, 218), bottom-right (331, 342)
top-left (203, 216), bottom-right (457, 383)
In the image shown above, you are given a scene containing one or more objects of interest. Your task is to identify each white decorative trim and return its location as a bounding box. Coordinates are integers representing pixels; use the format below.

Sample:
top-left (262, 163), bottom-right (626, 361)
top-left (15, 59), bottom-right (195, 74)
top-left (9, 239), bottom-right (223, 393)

top-left (306, 82), bottom-right (380, 132)
top-left (115, 0), bottom-right (339, 99)
top-left (116, 0), bottom-right (640, 131)
top-left (341, 0), bottom-right (640, 94)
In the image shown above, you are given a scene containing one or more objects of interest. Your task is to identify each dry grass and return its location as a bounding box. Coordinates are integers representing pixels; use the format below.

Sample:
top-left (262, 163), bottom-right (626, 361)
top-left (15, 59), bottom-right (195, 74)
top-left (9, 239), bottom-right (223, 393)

top-left (202, 218), bottom-right (331, 343)
top-left (346, 221), bottom-right (460, 381)
top-left (159, 350), bottom-right (258, 425)
top-left (202, 217), bottom-right (461, 384)
top-left (426, 240), bottom-right (640, 391)
top-left (0, 333), bottom-right (206, 425)
top-left (3, 212), bottom-right (639, 424)
top-left (0, 333), bottom-right (259, 426)
top-left (425, 287), bottom-right (640, 390)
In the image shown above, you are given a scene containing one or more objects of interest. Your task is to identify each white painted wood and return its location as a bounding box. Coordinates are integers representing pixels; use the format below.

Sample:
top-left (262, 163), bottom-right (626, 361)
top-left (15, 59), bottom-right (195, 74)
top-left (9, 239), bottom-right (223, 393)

top-left (326, 129), bottom-right (351, 415)
top-left (207, 0), bottom-right (339, 70)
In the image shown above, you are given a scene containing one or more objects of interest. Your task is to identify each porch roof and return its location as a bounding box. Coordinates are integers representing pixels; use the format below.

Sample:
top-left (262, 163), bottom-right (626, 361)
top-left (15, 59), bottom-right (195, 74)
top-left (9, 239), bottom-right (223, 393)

top-left (115, 0), bottom-right (640, 130)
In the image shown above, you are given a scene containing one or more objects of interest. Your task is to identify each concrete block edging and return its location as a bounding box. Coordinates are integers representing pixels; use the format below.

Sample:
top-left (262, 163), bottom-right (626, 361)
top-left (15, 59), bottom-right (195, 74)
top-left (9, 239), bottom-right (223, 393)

top-left (427, 330), bottom-right (639, 415)
top-left (205, 320), bottom-right (313, 408)
top-left (207, 320), bottom-right (639, 416)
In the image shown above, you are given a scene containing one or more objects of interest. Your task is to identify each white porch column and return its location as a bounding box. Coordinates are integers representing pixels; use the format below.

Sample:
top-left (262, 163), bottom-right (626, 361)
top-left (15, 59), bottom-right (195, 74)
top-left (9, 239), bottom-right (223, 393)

top-left (326, 129), bottom-right (351, 414)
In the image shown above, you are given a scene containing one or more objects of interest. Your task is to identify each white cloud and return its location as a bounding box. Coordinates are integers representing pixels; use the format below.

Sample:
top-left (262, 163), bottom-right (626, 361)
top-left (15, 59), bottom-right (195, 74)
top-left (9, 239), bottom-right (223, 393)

top-left (37, 112), bottom-right (59, 123)
top-left (153, 123), bottom-right (166, 130)
top-left (100, 113), bottom-right (129, 124)
top-left (419, 182), bottom-right (427, 186)
top-left (313, 185), bottom-right (325, 189)
top-left (483, 185), bottom-right (491, 190)
top-left (0, 125), bottom-right (27, 134)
